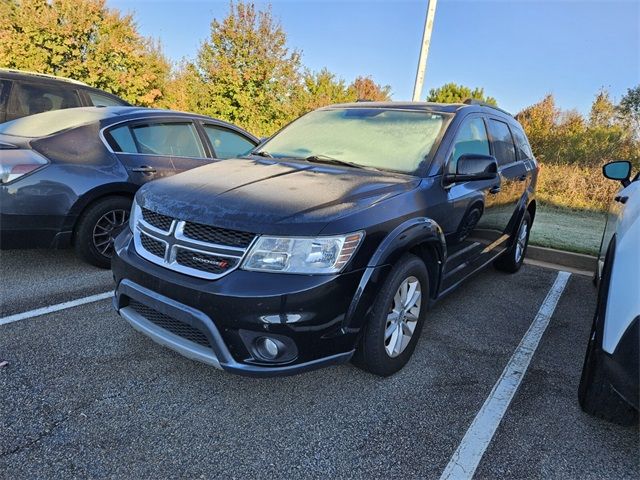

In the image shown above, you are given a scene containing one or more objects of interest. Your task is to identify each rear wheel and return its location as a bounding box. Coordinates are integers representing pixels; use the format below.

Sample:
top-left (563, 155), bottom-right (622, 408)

top-left (74, 196), bottom-right (131, 268)
top-left (353, 254), bottom-right (429, 377)
top-left (495, 211), bottom-right (531, 273)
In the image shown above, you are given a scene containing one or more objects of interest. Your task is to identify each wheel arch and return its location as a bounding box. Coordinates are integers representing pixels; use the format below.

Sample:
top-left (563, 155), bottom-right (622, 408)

top-left (343, 217), bottom-right (447, 335)
top-left (64, 183), bottom-right (137, 243)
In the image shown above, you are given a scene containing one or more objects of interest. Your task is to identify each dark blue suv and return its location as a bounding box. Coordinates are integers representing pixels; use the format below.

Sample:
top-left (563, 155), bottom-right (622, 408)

top-left (111, 101), bottom-right (538, 377)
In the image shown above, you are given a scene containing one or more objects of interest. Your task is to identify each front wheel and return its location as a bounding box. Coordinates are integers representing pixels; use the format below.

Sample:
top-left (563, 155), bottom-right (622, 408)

top-left (495, 211), bottom-right (531, 273)
top-left (353, 254), bottom-right (429, 377)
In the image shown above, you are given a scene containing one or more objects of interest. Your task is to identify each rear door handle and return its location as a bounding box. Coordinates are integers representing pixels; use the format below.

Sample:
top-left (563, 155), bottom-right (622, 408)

top-left (489, 185), bottom-right (501, 194)
top-left (131, 166), bottom-right (157, 174)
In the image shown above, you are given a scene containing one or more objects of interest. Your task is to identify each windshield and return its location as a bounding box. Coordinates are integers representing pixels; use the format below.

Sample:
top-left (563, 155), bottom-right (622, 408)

top-left (0, 107), bottom-right (112, 137)
top-left (256, 108), bottom-right (449, 174)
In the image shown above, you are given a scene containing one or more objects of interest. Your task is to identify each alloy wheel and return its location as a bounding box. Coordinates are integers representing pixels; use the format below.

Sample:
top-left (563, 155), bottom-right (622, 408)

top-left (515, 220), bottom-right (529, 263)
top-left (384, 276), bottom-right (422, 358)
top-left (92, 209), bottom-right (129, 258)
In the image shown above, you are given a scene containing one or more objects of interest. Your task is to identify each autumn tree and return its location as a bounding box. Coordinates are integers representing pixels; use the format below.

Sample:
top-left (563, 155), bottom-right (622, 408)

top-left (298, 68), bottom-right (355, 111)
top-left (350, 75), bottom-right (391, 101)
top-left (516, 91), bottom-right (640, 167)
top-left (0, 0), bottom-right (170, 106)
top-left (184, 1), bottom-right (303, 136)
top-left (426, 82), bottom-right (497, 106)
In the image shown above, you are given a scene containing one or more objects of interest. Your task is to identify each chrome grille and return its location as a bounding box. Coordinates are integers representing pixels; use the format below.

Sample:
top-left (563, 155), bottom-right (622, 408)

top-left (141, 208), bottom-right (173, 231)
top-left (128, 300), bottom-right (210, 348)
top-left (133, 205), bottom-right (255, 280)
top-left (182, 222), bottom-right (255, 248)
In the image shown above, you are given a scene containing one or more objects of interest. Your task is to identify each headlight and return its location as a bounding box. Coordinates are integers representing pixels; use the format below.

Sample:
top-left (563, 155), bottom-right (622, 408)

top-left (129, 198), bottom-right (141, 232)
top-left (242, 232), bottom-right (364, 274)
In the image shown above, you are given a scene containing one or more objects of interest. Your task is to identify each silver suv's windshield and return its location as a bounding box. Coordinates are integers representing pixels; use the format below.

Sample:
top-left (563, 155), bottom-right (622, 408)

top-left (256, 107), bottom-right (450, 174)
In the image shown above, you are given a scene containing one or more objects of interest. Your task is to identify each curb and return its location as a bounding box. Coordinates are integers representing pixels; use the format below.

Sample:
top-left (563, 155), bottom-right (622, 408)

top-left (527, 245), bottom-right (597, 272)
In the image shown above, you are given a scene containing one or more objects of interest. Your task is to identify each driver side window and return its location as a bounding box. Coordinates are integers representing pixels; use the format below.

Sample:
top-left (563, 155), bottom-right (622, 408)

top-left (446, 117), bottom-right (490, 174)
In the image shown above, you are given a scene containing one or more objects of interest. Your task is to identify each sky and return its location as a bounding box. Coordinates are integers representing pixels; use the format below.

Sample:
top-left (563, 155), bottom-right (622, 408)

top-left (108, 0), bottom-right (640, 115)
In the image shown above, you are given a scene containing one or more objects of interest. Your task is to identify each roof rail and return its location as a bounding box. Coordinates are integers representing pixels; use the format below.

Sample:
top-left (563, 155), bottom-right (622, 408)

top-left (463, 98), bottom-right (512, 116)
top-left (0, 68), bottom-right (88, 86)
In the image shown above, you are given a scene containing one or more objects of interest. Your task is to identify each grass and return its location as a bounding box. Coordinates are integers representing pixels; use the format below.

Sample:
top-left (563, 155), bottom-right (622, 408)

top-left (530, 203), bottom-right (606, 256)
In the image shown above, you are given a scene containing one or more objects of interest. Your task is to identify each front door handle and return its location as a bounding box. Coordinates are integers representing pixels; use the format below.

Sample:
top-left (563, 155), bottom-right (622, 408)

top-left (489, 185), bottom-right (501, 195)
top-left (131, 166), bottom-right (157, 174)
top-left (614, 195), bottom-right (629, 204)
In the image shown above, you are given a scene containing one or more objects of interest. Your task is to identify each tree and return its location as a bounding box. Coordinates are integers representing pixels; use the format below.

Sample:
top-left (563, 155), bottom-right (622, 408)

top-left (350, 76), bottom-right (391, 101)
top-left (298, 68), bottom-right (355, 111)
top-left (187, 1), bottom-right (303, 136)
top-left (0, 0), bottom-right (170, 106)
top-left (619, 85), bottom-right (640, 139)
top-left (426, 82), bottom-right (497, 106)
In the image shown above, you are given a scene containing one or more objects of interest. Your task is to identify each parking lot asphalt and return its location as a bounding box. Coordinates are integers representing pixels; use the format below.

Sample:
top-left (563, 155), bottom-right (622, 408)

top-left (0, 250), bottom-right (638, 479)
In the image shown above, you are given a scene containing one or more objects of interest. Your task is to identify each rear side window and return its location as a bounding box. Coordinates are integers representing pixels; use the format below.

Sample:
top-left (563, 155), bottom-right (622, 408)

top-left (107, 122), bottom-right (206, 158)
top-left (511, 127), bottom-right (534, 160)
top-left (203, 124), bottom-right (255, 159)
top-left (86, 91), bottom-right (126, 107)
top-left (488, 119), bottom-right (517, 166)
top-left (447, 117), bottom-right (490, 174)
top-left (6, 82), bottom-right (81, 121)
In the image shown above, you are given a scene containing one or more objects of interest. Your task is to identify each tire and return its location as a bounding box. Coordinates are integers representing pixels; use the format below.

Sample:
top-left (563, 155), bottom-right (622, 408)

top-left (353, 253), bottom-right (429, 377)
top-left (578, 325), bottom-right (637, 425)
top-left (578, 241), bottom-right (638, 425)
top-left (74, 196), bottom-right (132, 268)
top-left (494, 211), bottom-right (531, 273)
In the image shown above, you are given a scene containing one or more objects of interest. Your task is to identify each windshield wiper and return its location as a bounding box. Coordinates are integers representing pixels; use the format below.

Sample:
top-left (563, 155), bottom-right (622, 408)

top-left (304, 154), bottom-right (370, 170)
top-left (251, 150), bottom-right (273, 158)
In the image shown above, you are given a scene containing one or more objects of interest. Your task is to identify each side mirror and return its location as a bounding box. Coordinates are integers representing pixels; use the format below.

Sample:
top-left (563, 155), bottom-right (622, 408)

top-left (444, 154), bottom-right (498, 184)
top-left (603, 161), bottom-right (631, 187)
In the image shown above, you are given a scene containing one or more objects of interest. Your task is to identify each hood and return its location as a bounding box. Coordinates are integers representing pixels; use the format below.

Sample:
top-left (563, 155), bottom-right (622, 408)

top-left (137, 158), bottom-right (420, 236)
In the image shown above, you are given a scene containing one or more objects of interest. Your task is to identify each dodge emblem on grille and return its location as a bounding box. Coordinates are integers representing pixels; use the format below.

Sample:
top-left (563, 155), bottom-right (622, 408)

top-left (192, 255), bottom-right (229, 268)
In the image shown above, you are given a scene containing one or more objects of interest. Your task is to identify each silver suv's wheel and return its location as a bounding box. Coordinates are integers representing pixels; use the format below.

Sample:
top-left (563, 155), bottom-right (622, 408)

top-left (385, 276), bottom-right (422, 358)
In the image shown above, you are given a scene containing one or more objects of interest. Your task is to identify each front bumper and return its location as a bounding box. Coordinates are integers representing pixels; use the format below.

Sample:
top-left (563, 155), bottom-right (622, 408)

top-left (112, 230), bottom-right (386, 376)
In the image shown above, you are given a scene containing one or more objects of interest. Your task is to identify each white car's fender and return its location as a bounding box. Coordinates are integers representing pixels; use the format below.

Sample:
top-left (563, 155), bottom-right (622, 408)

top-left (603, 181), bottom-right (640, 354)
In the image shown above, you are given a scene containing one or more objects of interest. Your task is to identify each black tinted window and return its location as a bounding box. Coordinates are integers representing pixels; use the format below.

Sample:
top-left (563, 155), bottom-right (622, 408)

top-left (488, 119), bottom-right (517, 165)
top-left (6, 82), bottom-right (81, 121)
top-left (511, 126), bottom-right (533, 160)
top-left (108, 122), bottom-right (206, 158)
top-left (203, 125), bottom-right (255, 159)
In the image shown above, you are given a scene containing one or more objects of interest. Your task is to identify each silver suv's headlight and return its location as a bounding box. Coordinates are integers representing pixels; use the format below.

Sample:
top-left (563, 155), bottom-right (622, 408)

top-left (241, 232), bottom-right (364, 274)
top-left (129, 199), bottom-right (141, 232)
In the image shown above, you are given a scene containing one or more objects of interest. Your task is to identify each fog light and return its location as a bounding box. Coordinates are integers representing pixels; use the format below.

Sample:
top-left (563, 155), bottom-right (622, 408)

top-left (256, 337), bottom-right (279, 360)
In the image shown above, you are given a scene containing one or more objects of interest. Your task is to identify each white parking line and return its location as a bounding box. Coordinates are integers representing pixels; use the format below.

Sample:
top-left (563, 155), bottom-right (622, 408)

top-left (0, 291), bottom-right (113, 326)
top-left (440, 271), bottom-right (571, 480)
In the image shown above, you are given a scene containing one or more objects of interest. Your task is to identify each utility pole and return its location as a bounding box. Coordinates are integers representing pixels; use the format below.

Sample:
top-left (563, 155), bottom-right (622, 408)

top-left (412, 0), bottom-right (438, 102)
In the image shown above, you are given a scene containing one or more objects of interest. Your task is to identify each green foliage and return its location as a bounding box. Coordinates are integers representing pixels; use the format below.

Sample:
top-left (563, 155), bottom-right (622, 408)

top-left (179, 1), bottom-right (303, 137)
top-left (0, 0), bottom-right (170, 106)
top-left (426, 82), bottom-right (497, 106)
top-left (298, 68), bottom-right (355, 111)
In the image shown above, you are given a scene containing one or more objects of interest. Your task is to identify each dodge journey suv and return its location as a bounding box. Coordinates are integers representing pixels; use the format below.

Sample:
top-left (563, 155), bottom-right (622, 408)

top-left (112, 101), bottom-right (538, 377)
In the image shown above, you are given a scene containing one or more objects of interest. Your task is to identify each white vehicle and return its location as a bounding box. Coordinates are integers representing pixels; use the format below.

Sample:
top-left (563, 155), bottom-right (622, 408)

top-left (579, 160), bottom-right (639, 424)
